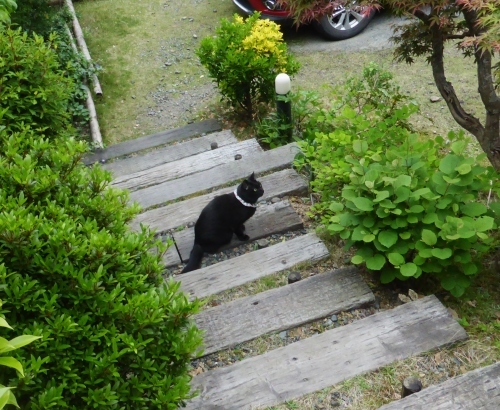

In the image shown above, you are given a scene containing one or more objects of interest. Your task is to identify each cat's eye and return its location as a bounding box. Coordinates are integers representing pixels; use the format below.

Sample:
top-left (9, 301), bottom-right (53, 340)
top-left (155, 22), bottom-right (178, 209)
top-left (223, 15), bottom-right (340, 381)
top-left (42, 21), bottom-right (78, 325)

top-left (253, 188), bottom-right (257, 192)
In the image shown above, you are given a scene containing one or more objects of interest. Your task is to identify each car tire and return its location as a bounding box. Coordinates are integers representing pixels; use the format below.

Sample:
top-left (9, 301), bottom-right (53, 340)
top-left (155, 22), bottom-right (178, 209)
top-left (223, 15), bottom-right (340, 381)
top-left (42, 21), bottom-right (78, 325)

top-left (314, 6), bottom-right (375, 40)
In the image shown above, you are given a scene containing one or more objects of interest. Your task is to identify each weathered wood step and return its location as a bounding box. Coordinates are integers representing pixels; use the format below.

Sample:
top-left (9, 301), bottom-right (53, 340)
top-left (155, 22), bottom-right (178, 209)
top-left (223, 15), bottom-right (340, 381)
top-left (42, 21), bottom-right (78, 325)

top-left (163, 200), bottom-right (303, 267)
top-left (185, 296), bottom-right (468, 410)
top-left (130, 169), bottom-right (308, 233)
top-left (83, 118), bottom-right (221, 165)
top-left (196, 267), bottom-right (375, 356)
top-left (130, 143), bottom-right (300, 209)
top-left (173, 232), bottom-right (329, 300)
top-left (113, 138), bottom-right (262, 191)
top-left (378, 362), bottom-right (500, 410)
top-left (102, 130), bottom-right (237, 177)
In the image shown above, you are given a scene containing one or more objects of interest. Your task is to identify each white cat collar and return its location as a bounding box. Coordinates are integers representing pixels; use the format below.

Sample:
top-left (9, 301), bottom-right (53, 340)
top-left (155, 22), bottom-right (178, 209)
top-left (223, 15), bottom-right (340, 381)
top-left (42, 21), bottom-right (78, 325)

top-left (233, 189), bottom-right (258, 208)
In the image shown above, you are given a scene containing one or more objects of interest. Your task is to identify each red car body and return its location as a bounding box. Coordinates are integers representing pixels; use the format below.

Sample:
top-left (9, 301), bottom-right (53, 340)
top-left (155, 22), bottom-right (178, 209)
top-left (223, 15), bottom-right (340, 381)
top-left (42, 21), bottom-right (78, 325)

top-left (232, 0), bottom-right (375, 40)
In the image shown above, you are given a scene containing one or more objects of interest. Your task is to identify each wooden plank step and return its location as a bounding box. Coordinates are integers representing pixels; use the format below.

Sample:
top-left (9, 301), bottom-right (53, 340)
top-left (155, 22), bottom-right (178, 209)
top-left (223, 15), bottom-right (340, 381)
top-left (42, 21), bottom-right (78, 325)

top-left (130, 143), bottom-right (299, 209)
top-left (112, 139), bottom-right (262, 191)
top-left (195, 267), bottom-right (375, 356)
top-left (130, 169), bottom-right (308, 233)
top-left (185, 296), bottom-right (468, 410)
top-left (84, 119), bottom-right (221, 165)
top-left (102, 130), bottom-right (237, 178)
top-left (162, 200), bottom-right (303, 267)
top-left (378, 362), bottom-right (500, 410)
top-left (173, 233), bottom-right (329, 300)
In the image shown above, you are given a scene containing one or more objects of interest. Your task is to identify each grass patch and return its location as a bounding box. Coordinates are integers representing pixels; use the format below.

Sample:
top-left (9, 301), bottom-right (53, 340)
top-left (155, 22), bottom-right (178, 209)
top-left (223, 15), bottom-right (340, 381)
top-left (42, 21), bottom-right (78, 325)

top-left (74, 0), bottom-right (235, 145)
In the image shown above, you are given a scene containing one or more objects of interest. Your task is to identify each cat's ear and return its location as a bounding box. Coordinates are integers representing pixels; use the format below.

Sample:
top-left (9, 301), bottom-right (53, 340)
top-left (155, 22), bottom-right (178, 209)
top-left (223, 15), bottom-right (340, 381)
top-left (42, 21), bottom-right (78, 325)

top-left (248, 172), bottom-right (256, 181)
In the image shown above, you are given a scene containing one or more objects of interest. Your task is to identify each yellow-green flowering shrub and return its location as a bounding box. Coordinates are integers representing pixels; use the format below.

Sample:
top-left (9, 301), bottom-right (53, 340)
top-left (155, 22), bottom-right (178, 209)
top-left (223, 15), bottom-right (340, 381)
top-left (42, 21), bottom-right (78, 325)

top-left (197, 12), bottom-right (300, 117)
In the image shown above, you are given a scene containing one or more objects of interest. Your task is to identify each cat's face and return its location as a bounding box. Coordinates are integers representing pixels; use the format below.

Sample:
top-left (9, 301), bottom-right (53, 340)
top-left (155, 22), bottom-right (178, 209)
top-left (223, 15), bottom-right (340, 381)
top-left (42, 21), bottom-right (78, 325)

top-left (242, 172), bottom-right (264, 199)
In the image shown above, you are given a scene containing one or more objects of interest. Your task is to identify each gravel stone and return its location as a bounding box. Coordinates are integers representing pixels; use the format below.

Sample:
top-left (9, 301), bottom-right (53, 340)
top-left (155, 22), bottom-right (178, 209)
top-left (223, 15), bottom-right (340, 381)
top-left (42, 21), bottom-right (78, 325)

top-left (256, 239), bottom-right (269, 249)
top-left (288, 271), bottom-right (301, 284)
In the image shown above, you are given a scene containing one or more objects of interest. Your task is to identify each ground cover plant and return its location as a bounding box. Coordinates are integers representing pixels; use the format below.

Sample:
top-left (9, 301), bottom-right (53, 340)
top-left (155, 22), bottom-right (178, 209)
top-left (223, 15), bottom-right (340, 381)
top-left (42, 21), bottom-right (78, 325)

top-left (0, 28), bottom-right (202, 409)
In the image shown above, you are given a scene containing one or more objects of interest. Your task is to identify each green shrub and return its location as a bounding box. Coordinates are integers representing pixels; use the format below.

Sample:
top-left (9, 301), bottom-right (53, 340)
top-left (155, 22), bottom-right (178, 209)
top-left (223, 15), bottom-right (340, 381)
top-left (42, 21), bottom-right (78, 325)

top-left (324, 133), bottom-right (498, 297)
top-left (0, 28), bottom-right (75, 139)
top-left (10, 0), bottom-right (55, 37)
top-left (293, 65), bottom-right (418, 208)
top-left (0, 289), bottom-right (41, 410)
top-left (0, 28), bottom-right (203, 409)
top-left (197, 12), bottom-right (300, 117)
top-left (9, 4), bottom-right (94, 135)
top-left (0, 124), bottom-right (203, 409)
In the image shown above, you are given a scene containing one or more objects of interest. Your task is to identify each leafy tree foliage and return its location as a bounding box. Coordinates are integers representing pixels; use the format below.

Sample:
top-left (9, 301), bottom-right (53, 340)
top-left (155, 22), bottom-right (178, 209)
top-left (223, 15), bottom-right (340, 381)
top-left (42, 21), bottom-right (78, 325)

top-left (283, 0), bottom-right (500, 169)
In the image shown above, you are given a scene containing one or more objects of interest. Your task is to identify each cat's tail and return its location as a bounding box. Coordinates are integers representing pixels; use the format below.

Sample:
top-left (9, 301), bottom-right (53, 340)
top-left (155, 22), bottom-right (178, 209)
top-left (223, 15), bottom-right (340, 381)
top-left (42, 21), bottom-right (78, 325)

top-left (181, 244), bottom-right (204, 273)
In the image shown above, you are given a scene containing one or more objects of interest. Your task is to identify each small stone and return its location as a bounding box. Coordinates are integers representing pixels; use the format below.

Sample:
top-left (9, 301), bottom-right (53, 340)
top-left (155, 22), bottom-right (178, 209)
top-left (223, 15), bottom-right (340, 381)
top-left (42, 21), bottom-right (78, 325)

top-left (256, 239), bottom-right (269, 249)
top-left (271, 197), bottom-right (280, 203)
top-left (402, 377), bottom-right (423, 398)
top-left (213, 9), bottom-right (217, 12)
top-left (193, 34), bottom-right (198, 39)
top-left (288, 271), bottom-right (301, 284)
top-left (234, 154), bottom-right (242, 160)
top-left (164, 62), bottom-right (172, 66)
top-left (279, 331), bottom-right (287, 340)
top-left (210, 142), bottom-right (218, 150)
top-left (331, 314), bottom-right (338, 322)
top-left (175, 70), bottom-right (181, 74)
top-left (187, 221), bottom-right (195, 228)
top-left (325, 319), bottom-right (333, 326)
top-left (131, 95), bottom-right (136, 99)
top-left (430, 96), bottom-right (441, 103)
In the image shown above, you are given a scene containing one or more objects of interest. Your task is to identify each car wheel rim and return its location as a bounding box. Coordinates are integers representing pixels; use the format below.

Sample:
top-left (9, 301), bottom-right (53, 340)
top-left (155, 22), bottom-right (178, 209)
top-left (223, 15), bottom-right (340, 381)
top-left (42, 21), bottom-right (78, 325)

top-left (328, 6), bottom-right (366, 31)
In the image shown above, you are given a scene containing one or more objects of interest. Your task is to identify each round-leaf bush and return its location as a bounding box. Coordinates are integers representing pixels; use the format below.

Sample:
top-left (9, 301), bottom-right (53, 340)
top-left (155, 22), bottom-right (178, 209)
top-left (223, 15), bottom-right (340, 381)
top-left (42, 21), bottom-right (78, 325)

top-left (326, 134), bottom-right (498, 297)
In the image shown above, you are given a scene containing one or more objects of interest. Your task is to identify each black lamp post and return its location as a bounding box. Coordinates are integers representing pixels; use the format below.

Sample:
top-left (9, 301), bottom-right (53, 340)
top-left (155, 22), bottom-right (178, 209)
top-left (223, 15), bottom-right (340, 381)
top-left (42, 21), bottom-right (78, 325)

top-left (275, 73), bottom-right (292, 138)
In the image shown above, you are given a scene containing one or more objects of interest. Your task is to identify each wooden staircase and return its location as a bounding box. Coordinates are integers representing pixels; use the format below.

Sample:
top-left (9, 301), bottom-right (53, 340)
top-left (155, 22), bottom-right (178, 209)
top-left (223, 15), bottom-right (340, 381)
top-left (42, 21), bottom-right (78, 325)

top-left (86, 120), bottom-right (471, 409)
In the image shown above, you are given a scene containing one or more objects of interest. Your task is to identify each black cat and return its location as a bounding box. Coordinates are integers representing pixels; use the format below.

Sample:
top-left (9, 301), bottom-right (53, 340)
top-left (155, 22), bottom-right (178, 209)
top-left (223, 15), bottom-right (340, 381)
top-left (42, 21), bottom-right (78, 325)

top-left (180, 172), bottom-right (264, 273)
